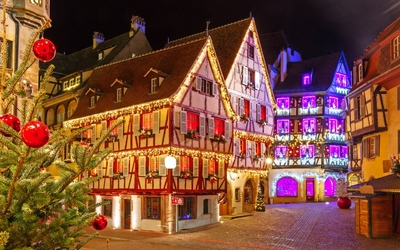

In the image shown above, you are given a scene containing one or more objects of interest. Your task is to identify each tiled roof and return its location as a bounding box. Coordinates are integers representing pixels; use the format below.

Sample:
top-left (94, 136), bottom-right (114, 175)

top-left (259, 31), bottom-right (290, 65)
top-left (274, 52), bottom-right (343, 94)
top-left (40, 30), bottom-right (152, 76)
top-left (69, 38), bottom-right (208, 119)
top-left (348, 174), bottom-right (400, 193)
top-left (165, 18), bottom-right (252, 78)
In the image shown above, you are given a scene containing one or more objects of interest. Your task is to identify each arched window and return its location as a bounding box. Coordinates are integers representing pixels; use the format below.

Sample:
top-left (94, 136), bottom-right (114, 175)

top-left (276, 177), bottom-right (298, 197)
top-left (324, 177), bottom-right (337, 197)
top-left (67, 99), bottom-right (77, 118)
top-left (56, 104), bottom-right (65, 124)
top-left (46, 108), bottom-right (54, 126)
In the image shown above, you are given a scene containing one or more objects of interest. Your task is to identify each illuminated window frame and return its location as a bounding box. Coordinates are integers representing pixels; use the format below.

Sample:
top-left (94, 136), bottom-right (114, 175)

top-left (277, 97), bottom-right (289, 109)
top-left (303, 74), bottom-right (311, 85)
top-left (392, 36), bottom-right (400, 60)
top-left (329, 145), bottom-right (340, 158)
top-left (277, 119), bottom-right (290, 134)
top-left (275, 146), bottom-right (287, 158)
top-left (302, 118), bottom-right (316, 133)
top-left (302, 96), bottom-right (316, 109)
top-left (276, 177), bottom-right (298, 197)
top-left (328, 118), bottom-right (339, 133)
top-left (335, 73), bottom-right (348, 88)
top-left (300, 145), bottom-right (314, 158)
top-left (328, 96), bottom-right (339, 109)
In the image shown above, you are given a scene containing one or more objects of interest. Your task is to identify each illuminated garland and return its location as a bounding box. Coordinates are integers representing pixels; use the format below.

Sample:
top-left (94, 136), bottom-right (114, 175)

top-left (234, 130), bottom-right (273, 143)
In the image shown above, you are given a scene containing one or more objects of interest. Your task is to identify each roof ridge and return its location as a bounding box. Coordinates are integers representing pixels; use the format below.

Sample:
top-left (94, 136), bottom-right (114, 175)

top-left (167, 17), bottom-right (252, 44)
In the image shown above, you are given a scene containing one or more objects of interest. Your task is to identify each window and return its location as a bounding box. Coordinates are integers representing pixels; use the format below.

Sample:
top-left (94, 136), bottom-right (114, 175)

top-left (46, 108), bottom-right (55, 126)
top-left (392, 36), bottom-right (399, 59)
top-left (248, 69), bottom-right (255, 87)
top-left (56, 105), bottom-right (65, 124)
top-left (303, 74), bottom-right (311, 85)
top-left (255, 142), bottom-right (261, 156)
top-left (352, 145), bottom-right (358, 160)
top-left (145, 197), bottom-right (161, 219)
top-left (357, 63), bottom-right (363, 82)
top-left (235, 188), bottom-right (241, 202)
top-left (329, 145), bottom-right (340, 158)
top-left (116, 88), bottom-right (122, 102)
top-left (275, 146), bottom-right (287, 158)
top-left (300, 145), bottom-right (314, 158)
top-left (302, 96), bottom-right (316, 109)
top-left (98, 52), bottom-right (103, 61)
top-left (302, 118), bottom-right (316, 133)
top-left (103, 198), bottom-right (112, 217)
top-left (203, 199), bottom-right (210, 214)
top-left (335, 73), bottom-right (348, 88)
top-left (363, 136), bottom-right (380, 158)
top-left (243, 99), bottom-right (250, 116)
top-left (187, 112), bottom-right (199, 134)
top-left (277, 97), bottom-right (290, 109)
top-left (324, 177), bottom-right (336, 197)
top-left (239, 139), bottom-right (246, 154)
top-left (195, 77), bottom-right (215, 95)
top-left (90, 96), bottom-right (96, 108)
top-left (277, 119), bottom-right (289, 134)
top-left (63, 81), bottom-right (69, 90)
top-left (328, 96), bottom-right (339, 109)
top-left (179, 155), bottom-right (190, 172)
top-left (328, 118), bottom-right (339, 133)
top-left (248, 45), bottom-right (254, 59)
top-left (149, 156), bottom-right (159, 172)
top-left (142, 112), bottom-right (153, 130)
top-left (178, 197), bottom-right (195, 220)
top-left (256, 104), bottom-right (267, 123)
top-left (354, 95), bottom-right (365, 120)
top-left (277, 177), bottom-right (298, 197)
top-left (151, 78), bottom-right (158, 93)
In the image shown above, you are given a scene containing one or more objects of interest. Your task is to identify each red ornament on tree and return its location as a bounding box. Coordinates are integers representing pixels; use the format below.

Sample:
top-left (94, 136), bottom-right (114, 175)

top-left (0, 114), bottom-right (20, 136)
top-left (92, 215), bottom-right (108, 230)
top-left (32, 38), bottom-right (56, 62)
top-left (20, 120), bottom-right (50, 148)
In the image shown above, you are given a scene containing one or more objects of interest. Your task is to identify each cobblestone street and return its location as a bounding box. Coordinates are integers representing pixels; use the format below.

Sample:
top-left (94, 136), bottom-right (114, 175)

top-left (81, 201), bottom-right (400, 250)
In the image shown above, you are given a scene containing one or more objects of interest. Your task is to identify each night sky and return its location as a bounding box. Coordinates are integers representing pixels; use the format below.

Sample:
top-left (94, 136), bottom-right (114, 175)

top-left (45, 0), bottom-right (400, 64)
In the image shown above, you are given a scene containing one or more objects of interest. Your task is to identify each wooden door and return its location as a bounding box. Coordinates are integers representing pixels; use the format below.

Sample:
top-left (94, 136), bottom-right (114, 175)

top-left (124, 199), bottom-right (131, 229)
top-left (306, 178), bottom-right (314, 201)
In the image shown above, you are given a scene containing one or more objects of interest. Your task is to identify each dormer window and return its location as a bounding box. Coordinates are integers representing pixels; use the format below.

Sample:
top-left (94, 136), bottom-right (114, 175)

top-left (116, 88), bottom-right (123, 102)
top-left (357, 63), bottom-right (363, 82)
top-left (90, 96), bottom-right (96, 108)
top-left (151, 78), bottom-right (159, 94)
top-left (98, 52), bottom-right (103, 61)
top-left (303, 74), bottom-right (311, 85)
top-left (248, 45), bottom-right (255, 59)
top-left (335, 73), bottom-right (348, 88)
top-left (392, 36), bottom-right (399, 60)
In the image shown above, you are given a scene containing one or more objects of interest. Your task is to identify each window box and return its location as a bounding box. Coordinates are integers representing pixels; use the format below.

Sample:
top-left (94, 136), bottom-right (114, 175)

top-left (252, 155), bottom-right (262, 162)
top-left (240, 114), bottom-right (250, 122)
top-left (146, 170), bottom-right (159, 183)
top-left (113, 172), bottom-right (125, 179)
top-left (185, 130), bottom-right (199, 139)
top-left (257, 119), bottom-right (267, 127)
top-left (238, 152), bottom-right (246, 159)
top-left (106, 132), bottom-right (118, 142)
top-left (139, 128), bottom-right (153, 139)
top-left (180, 171), bottom-right (193, 179)
top-left (207, 173), bottom-right (218, 184)
top-left (211, 134), bottom-right (227, 143)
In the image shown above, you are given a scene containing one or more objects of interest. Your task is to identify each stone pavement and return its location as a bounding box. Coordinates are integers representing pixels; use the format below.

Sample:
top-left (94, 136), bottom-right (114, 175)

top-left (80, 201), bottom-right (400, 250)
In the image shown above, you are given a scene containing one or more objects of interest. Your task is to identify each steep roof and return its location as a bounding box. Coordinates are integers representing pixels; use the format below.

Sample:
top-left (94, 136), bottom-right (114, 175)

top-left (274, 52), bottom-right (343, 94)
top-left (69, 38), bottom-right (208, 120)
top-left (165, 18), bottom-right (252, 78)
top-left (259, 31), bottom-right (290, 65)
top-left (40, 30), bottom-right (153, 76)
top-left (348, 174), bottom-right (400, 193)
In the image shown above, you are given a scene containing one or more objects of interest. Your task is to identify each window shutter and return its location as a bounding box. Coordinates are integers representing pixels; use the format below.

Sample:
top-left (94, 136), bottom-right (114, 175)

top-left (224, 120), bottom-right (230, 140)
top-left (375, 135), bottom-right (380, 156)
top-left (101, 121), bottom-right (107, 134)
top-left (235, 138), bottom-right (240, 155)
top-left (362, 140), bottom-right (367, 158)
top-left (360, 95), bottom-right (366, 118)
top-left (117, 123), bottom-right (123, 140)
top-left (138, 156), bottom-right (146, 176)
top-left (83, 171), bottom-right (88, 178)
top-left (251, 141), bottom-right (256, 156)
top-left (218, 161), bottom-right (224, 178)
top-left (133, 114), bottom-right (140, 136)
top-left (196, 77), bottom-right (202, 91)
top-left (261, 143), bottom-right (266, 158)
top-left (246, 140), bottom-right (251, 156)
top-left (256, 104), bottom-right (261, 122)
top-left (159, 155), bottom-right (166, 176)
top-left (199, 114), bottom-right (206, 137)
top-left (98, 161), bottom-right (105, 178)
top-left (242, 66), bottom-right (249, 85)
top-left (153, 110), bottom-right (160, 134)
top-left (213, 82), bottom-right (218, 96)
top-left (250, 102), bottom-right (253, 119)
top-left (173, 156), bottom-right (180, 176)
top-left (180, 111), bottom-right (187, 134)
top-left (91, 125), bottom-right (97, 144)
top-left (231, 95), bottom-right (236, 113)
top-left (107, 159), bottom-right (114, 176)
top-left (193, 157), bottom-right (199, 177)
top-left (123, 158), bottom-right (129, 177)
top-left (202, 159), bottom-right (209, 177)
top-left (208, 117), bottom-right (214, 139)
top-left (255, 71), bottom-right (260, 90)
top-left (239, 98), bottom-right (244, 116)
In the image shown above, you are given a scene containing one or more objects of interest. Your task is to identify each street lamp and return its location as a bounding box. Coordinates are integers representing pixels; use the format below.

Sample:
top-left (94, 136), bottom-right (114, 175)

top-left (165, 154), bottom-right (176, 234)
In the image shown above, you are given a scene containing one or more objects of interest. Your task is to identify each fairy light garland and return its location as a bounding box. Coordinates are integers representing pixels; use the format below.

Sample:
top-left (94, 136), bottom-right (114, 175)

top-left (234, 130), bottom-right (273, 143)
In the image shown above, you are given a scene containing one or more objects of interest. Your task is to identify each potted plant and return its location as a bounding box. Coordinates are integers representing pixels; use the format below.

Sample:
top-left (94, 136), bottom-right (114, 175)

top-left (390, 155), bottom-right (400, 177)
top-left (208, 173), bottom-right (218, 184)
top-left (336, 178), bottom-right (351, 209)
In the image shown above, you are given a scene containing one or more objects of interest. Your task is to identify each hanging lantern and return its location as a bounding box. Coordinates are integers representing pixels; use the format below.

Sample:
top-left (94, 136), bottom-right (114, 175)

top-left (33, 38), bottom-right (56, 62)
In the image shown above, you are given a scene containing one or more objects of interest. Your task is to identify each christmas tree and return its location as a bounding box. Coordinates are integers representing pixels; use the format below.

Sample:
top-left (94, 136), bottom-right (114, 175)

top-left (255, 182), bottom-right (265, 212)
top-left (0, 2), bottom-right (119, 249)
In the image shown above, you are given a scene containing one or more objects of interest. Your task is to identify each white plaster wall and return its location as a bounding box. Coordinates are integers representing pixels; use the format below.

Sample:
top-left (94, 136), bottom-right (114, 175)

top-left (178, 195), bottom-right (219, 230)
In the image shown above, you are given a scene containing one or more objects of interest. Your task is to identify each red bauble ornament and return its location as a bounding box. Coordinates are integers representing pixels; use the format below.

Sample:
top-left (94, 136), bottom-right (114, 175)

top-left (337, 197), bottom-right (352, 209)
top-left (0, 114), bottom-right (21, 136)
top-left (92, 215), bottom-right (108, 230)
top-left (33, 38), bottom-right (56, 62)
top-left (21, 120), bottom-right (50, 148)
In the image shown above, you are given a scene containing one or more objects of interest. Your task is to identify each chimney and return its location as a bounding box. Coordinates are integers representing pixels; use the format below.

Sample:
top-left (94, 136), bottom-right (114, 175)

top-left (93, 32), bottom-right (104, 49)
top-left (130, 15), bottom-right (146, 37)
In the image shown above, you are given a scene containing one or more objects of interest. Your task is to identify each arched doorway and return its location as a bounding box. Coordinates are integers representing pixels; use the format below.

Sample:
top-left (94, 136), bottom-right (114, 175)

top-left (219, 192), bottom-right (228, 216)
top-left (243, 179), bottom-right (254, 213)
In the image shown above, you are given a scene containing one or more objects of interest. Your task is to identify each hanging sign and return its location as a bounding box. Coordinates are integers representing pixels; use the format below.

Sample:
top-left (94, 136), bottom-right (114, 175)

top-left (172, 197), bottom-right (184, 205)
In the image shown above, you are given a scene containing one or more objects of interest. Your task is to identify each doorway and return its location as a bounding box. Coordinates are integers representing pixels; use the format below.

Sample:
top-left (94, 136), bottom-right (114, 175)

top-left (306, 178), bottom-right (315, 202)
top-left (123, 199), bottom-right (131, 229)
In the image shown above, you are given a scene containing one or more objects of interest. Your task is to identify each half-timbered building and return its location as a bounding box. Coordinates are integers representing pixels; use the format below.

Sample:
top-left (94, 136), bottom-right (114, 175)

top-left (165, 18), bottom-right (276, 214)
top-left (64, 37), bottom-right (236, 232)
top-left (347, 16), bottom-right (400, 184)
top-left (271, 52), bottom-right (352, 203)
